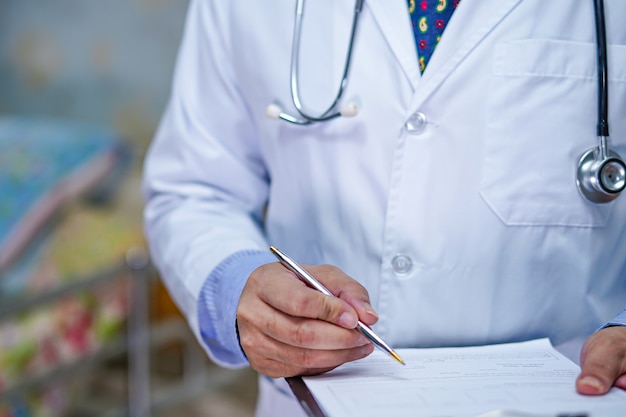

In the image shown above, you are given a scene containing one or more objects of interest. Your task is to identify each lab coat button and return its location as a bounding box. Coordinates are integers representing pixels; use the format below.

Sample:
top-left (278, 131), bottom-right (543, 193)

top-left (391, 254), bottom-right (413, 276)
top-left (405, 112), bottom-right (427, 135)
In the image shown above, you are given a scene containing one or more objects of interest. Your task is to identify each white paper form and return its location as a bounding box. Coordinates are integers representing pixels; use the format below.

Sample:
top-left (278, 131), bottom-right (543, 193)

top-left (302, 338), bottom-right (626, 417)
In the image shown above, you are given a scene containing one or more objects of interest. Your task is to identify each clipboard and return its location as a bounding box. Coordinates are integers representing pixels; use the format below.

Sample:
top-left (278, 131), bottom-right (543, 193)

top-left (284, 340), bottom-right (599, 417)
top-left (285, 377), bottom-right (328, 417)
top-left (285, 377), bottom-right (591, 417)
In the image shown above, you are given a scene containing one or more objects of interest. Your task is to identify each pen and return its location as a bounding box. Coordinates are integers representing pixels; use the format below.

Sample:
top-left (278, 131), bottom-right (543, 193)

top-left (269, 245), bottom-right (406, 366)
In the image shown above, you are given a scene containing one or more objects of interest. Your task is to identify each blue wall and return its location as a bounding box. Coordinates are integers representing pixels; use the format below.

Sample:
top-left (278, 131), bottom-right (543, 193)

top-left (0, 0), bottom-right (189, 149)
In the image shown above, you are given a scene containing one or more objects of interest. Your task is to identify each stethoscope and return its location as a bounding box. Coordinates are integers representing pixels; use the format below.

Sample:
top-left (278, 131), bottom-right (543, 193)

top-left (266, 0), bottom-right (625, 204)
top-left (577, 0), bottom-right (626, 203)
top-left (265, 0), bottom-right (363, 124)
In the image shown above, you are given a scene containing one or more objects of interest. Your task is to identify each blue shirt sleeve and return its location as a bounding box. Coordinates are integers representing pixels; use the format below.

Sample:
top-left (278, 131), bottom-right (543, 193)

top-left (197, 249), bottom-right (276, 367)
top-left (602, 308), bottom-right (626, 328)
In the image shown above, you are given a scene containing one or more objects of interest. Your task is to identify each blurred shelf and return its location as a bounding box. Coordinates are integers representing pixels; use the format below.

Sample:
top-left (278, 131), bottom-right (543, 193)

top-left (0, 262), bottom-right (129, 318)
top-left (0, 249), bottom-right (152, 417)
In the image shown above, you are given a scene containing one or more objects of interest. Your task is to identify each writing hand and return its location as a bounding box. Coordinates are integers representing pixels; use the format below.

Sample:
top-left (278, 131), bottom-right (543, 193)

top-left (236, 262), bottom-right (378, 378)
top-left (576, 325), bottom-right (626, 395)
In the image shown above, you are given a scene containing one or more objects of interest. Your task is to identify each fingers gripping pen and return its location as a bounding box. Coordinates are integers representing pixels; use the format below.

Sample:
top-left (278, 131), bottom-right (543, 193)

top-left (270, 246), bottom-right (405, 365)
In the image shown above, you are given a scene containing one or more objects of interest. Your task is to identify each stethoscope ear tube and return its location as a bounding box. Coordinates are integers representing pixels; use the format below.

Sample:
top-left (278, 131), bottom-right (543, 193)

top-left (576, 0), bottom-right (626, 204)
top-left (266, 0), bottom-right (363, 125)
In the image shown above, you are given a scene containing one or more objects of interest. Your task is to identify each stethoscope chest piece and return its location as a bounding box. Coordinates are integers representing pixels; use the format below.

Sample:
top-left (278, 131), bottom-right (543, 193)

top-left (577, 146), bottom-right (626, 203)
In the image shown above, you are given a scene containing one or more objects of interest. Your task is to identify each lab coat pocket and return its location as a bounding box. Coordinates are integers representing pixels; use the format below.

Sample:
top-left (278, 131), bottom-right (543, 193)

top-left (481, 39), bottom-right (626, 227)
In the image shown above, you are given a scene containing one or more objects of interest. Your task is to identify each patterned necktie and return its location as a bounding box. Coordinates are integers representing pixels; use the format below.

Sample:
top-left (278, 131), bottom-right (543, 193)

top-left (407, 0), bottom-right (461, 73)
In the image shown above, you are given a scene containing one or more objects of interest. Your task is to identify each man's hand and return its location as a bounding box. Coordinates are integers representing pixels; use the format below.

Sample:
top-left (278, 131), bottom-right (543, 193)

top-left (236, 262), bottom-right (378, 378)
top-left (576, 325), bottom-right (626, 395)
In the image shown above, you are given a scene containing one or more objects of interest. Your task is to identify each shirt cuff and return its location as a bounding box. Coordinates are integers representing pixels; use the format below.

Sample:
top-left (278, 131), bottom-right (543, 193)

top-left (601, 308), bottom-right (626, 329)
top-left (197, 249), bottom-right (276, 367)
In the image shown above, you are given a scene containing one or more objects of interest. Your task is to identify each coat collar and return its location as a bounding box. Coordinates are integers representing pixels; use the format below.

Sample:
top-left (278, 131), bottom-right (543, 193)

top-left (365, 0), bottom-right (524, 104)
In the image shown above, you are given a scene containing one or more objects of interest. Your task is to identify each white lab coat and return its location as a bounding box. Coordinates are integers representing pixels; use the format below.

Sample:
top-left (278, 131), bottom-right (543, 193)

top-left (143, 0), bottom-right (626, 416)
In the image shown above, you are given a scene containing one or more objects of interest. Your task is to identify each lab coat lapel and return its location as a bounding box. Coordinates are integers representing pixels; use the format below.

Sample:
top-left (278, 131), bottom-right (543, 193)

top-left (414, 0), bottom-right (524, 104)
top-left (365, 0), bottom-right (422, 89)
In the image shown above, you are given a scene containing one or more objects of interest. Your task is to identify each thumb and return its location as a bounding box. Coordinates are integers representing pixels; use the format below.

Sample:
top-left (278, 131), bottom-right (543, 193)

top-left (576, 326), bottom-right (626, 395)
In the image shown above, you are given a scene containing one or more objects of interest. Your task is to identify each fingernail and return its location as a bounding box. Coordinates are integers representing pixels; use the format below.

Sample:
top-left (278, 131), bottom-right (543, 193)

top-left (364, 303), bottom-right (378, 319)
top-left (579, 376), bottom-right (605, 393)
top-left (339, 312), bottom-right (357, 328)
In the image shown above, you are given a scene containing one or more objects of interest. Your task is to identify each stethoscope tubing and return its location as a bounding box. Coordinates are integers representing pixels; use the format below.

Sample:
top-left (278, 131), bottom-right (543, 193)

top-left (287, 0), bottom-right (364, 123)
top-left (594, 0), bottom-right (609, 139)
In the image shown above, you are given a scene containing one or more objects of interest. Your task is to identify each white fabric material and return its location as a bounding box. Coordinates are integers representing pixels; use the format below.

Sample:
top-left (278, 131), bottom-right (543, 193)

top-left (143, 1), bottom-right (626, 415)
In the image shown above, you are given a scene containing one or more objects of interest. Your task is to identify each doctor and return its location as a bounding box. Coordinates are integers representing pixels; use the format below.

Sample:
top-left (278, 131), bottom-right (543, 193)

top-left (143, 0), bottom-right (626, 416)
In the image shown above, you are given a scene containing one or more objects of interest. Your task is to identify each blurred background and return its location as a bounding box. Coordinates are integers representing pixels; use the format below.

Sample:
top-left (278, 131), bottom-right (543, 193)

top-left (0, 1), bottom-right (258, 416)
